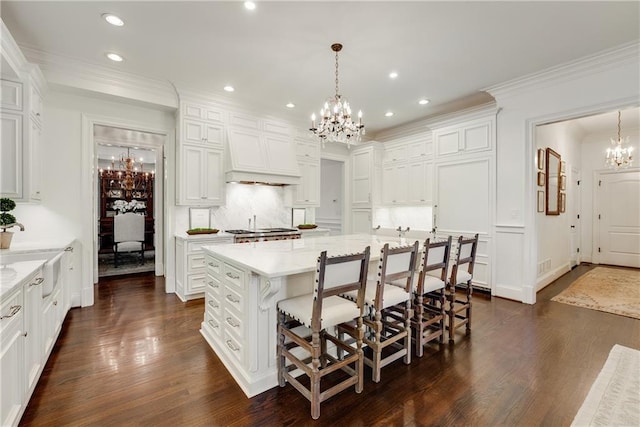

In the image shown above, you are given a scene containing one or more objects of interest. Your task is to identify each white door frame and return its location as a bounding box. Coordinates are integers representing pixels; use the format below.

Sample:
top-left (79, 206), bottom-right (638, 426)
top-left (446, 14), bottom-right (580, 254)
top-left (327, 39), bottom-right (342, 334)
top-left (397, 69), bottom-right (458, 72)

top-left (81, 114), bottom-right (166, 306)
top-left (569, 166), bottom-right (581, 268)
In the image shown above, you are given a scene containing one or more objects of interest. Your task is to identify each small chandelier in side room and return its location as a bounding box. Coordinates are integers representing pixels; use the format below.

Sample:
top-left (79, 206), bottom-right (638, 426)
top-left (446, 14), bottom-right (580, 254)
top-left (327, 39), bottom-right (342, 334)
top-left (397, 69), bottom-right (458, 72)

top-left (605, 110), bottom-right (633, 168)
top-left (310, 43), bottom-right (364, 148)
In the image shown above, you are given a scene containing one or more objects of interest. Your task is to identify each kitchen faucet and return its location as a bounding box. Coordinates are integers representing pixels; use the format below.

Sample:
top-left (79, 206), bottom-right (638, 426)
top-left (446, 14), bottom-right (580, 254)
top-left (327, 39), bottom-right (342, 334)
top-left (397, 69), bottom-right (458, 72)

top-left (253, 215), bottom-right (256, 231)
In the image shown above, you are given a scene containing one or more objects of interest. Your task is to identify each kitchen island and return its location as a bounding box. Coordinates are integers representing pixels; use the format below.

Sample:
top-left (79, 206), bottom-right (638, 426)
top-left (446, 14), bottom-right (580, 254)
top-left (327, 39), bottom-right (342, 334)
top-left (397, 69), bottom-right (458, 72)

top-left (200, 233), bottom-right (422, 397)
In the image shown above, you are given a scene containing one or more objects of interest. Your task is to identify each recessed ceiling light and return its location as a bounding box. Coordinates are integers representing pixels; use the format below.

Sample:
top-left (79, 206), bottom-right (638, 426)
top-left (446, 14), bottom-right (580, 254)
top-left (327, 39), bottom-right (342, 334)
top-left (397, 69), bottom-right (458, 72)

top-left (286, 103), bottom-right (295, 108)
top-left (224, 85), bottom-right (235, 92)
top-left (385, 111), bottom-right (394, 117)
top-left (389, 71), bottom-right (398, 79)
top-left (419, 99), bottom-right (430, 105)
top-left (102, 13), bottom-right (124, 26)
top-left (244, 1), bottom-right (256, 10)
top-left (106, 52), bottom-right (123, 62)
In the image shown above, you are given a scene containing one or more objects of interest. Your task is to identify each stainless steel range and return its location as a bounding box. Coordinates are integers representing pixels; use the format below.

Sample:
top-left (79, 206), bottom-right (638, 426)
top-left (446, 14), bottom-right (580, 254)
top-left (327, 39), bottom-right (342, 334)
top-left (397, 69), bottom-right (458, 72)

top-left (225, 228), bottom-right (302, 243)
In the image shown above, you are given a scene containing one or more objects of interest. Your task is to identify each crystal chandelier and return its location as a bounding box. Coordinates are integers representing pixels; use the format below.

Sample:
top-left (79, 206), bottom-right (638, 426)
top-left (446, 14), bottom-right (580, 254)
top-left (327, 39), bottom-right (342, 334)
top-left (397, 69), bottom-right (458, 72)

top-left (605, 110), bottom-right (634, 168)
top-left (310, 43), bottom-right (364, 147)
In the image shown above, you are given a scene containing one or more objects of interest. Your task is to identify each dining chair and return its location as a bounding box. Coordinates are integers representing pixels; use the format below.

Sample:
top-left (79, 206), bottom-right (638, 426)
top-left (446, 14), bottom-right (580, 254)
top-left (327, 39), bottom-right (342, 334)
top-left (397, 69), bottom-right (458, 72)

top-left (412, 236), bottom-right (452, 357)
top-left (339, 241), bottom-right (420, 383)
top-left (113, 212), bottom-right (145, 268)
top-left (447, 233), bottom-right (479, 343)
top-left (276, 246), bottom-right (370, 420)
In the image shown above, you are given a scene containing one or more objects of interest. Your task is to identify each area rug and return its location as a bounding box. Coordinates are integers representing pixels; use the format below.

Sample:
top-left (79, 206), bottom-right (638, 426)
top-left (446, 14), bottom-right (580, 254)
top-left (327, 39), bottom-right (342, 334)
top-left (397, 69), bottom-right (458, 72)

top-left (571, 344), bottom-right (640, 426)
top-left (551, 267), bottom-right (640, 319)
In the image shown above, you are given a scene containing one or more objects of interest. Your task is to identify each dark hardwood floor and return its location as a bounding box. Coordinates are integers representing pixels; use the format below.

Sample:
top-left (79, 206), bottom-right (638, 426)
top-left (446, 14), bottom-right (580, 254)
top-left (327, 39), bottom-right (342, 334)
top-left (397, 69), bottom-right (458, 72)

top-left (21, 265), bottom-right (640, 426)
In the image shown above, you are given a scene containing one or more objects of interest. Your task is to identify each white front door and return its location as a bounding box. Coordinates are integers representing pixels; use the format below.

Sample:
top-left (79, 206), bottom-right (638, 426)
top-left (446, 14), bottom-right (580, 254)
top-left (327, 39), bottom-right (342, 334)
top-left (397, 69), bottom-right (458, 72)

top-left (596, 170), bottom-right (640, 267)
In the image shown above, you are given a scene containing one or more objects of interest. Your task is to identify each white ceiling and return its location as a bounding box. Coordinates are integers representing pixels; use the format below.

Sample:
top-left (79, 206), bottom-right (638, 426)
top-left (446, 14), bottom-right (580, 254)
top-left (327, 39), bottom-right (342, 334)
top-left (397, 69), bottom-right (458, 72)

top-left (2, 1), bottom-right (639, 136)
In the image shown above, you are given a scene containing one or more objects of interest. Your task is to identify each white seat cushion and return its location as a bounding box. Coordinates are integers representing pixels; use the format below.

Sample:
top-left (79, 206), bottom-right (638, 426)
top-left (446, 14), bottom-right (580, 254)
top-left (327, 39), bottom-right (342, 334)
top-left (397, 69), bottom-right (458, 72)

top-left (116, 241), bottom-right (143, 252)
top-left (342, 279), bottom-right (411, 310)
top-left (278, 293), bottom-right (360, 330)
top-left (454, 270), bottom-right (472, 286)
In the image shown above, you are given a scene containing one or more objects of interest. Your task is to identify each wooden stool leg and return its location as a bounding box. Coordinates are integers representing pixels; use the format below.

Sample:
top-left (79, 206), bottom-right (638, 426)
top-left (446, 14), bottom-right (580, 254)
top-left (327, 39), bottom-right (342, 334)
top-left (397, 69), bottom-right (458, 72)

top-left (404, 300), bottom-right (412, 365)
top-left (415, 294), bottom-right (424, 358)
top-left (277, 312), bottom-right (286, 387)
top-left (310, 330), bottom-right (321, 420)
top-left (372, 311), bottom-right (383, 383)
top-left (356, 317), bottom-right (364, 393)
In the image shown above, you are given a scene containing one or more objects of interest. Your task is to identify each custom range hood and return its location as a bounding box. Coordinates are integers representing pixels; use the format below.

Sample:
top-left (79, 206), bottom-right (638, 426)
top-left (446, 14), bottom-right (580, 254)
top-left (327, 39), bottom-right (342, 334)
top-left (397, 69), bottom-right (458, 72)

top-left (225, 128), bottom-right (301, 185)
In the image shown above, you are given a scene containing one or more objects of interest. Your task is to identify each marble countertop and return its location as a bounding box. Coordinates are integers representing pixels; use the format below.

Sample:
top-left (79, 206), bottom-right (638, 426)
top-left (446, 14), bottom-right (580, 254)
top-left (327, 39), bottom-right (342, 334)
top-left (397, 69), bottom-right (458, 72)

top-left (202, 233), bottom-right (422, 278)
top-left (0, 238), bottom-right (74, 255)
top-left (0, 260), bottom-right (46, 299)
top-left (175, 232), bottom-right (235, 241)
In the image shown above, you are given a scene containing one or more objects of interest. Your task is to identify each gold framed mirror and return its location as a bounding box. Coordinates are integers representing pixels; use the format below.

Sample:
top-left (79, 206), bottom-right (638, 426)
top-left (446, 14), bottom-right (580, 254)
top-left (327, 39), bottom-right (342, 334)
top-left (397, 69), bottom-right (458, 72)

top-left (545, 148), bottom-right (561, 215)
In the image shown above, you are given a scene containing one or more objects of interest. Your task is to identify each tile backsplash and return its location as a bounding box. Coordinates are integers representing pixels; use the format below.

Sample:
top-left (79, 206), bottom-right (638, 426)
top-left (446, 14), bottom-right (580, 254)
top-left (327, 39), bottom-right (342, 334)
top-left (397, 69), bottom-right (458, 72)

top-left (176, 184), bottom-right (291, 232)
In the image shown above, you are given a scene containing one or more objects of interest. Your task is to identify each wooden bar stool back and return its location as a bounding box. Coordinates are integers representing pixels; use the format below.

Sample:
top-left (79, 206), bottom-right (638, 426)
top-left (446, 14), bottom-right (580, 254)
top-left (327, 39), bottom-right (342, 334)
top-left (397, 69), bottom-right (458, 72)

top-left (447, 234), bottom-right (479, 343)
top-left (413, 236), bottom-right (452, 357)
top-left (276, 246), bottom-right (370, 420)
top-left (340, 241), bottom-right (420, 383)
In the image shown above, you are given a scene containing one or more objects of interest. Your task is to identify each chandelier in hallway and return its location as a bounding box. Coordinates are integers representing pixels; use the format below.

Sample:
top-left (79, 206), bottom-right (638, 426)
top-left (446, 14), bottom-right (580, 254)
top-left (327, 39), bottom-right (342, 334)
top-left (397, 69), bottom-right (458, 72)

top-left (310, 43), bottom-right (365, 147)
top-left (605, 110), bottom-right (633, 168)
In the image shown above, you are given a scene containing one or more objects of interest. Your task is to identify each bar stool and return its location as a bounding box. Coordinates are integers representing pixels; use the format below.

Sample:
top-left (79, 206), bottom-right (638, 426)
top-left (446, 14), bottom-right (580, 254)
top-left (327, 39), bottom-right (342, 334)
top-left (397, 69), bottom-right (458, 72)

top-left (276, 247), bottom-right (370, 420)
top-left (412, 236), bottom-right (452, 357)
top-left (339, 241), bottom-right (420, 383)
top-left (447, 234), bottom-right (479, 343)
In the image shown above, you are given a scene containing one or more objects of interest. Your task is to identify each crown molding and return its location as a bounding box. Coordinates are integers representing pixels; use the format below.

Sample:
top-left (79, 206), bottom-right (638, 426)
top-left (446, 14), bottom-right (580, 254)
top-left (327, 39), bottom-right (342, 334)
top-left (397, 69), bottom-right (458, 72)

top-left (1, 19), bottom-right (28, 79)
top-left (20, 45), bottom-right (179, 109)
top-left (484, 40), bottom-right (640, 100)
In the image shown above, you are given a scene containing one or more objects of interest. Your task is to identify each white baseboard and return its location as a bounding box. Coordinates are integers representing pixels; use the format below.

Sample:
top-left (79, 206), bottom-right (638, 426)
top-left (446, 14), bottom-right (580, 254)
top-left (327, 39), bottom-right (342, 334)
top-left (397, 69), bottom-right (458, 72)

top-left (536, 262), bottom-right (571, 292)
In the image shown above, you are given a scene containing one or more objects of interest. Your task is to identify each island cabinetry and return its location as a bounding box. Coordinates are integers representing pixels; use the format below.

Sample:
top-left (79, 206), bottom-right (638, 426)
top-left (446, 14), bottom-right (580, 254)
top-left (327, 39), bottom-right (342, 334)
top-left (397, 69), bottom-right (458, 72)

top-left (175, 234), bottom-right (233, 301)
top-left (23, 268), bottom-right (43, 397)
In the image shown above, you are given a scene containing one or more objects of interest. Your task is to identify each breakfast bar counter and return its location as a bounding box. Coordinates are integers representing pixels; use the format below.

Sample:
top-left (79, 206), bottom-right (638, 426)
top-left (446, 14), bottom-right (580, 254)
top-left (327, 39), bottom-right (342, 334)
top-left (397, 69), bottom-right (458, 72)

top-left (200, 234), bottom-right (417, 397)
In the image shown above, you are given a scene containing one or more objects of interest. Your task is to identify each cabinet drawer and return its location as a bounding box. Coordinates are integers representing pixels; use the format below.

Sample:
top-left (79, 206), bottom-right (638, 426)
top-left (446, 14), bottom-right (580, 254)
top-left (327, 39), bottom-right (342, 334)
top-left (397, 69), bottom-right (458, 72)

top-left (223, 286), bottom-right (244, 314)
top-left (223, 330), bottom-right (243, 363)
top-left (223, 263), bottom-right (245, 290)
top-left (207, 257), bottom-right (223, 275)
top-left (187, 253), bottom-right (206, 271)
top-left (0, 289), bottom-right (23, 334)
top-left (223, 307), bottom-right (244, 340)
top-left (204, 311), bottom-right (221, 337)
top-left (205, 291), bottom-right (222, 319)
top-left (187, 274), bottom-right (206, 293)
top-left (206, 274), bottom-right (222, 295)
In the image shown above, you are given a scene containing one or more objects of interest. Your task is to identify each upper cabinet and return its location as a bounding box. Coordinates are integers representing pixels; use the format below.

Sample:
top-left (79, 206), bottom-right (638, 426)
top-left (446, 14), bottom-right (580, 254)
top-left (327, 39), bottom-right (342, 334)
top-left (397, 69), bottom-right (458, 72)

top-left (0, 63), bottom-right (46, 201)
top-left (351, 145), bottom-right (381, 208)
top-left (176, 99), bottom-right (227, 206)
top-left (433, 117), bottom-right (493, 158)
top-left (291, 135), bottom-right (320, 207)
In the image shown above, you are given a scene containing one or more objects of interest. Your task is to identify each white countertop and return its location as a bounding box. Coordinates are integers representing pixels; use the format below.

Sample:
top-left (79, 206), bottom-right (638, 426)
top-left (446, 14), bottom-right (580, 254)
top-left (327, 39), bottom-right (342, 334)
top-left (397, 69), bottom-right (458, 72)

top-left (202, 233), bottom-right (422, 278)
top-left (175, 232), bottom-right (235, 241)
top-left (0, 238), bottom-right (74, 255)
top-left (0, 260), bottom-right (46, 298)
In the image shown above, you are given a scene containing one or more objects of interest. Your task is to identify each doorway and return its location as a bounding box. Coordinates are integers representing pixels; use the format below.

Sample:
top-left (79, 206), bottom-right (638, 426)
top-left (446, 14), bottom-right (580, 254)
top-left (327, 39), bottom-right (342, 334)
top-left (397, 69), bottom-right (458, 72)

top-left (318, 157), bottom-right (345, 234)
top-left (92, 124), bottom-right (165, 281)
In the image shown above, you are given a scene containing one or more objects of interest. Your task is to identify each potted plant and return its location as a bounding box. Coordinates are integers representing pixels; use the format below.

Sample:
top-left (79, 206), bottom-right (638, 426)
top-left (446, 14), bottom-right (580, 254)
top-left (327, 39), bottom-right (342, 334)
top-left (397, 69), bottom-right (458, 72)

top-left (0, 198), bottom-right (24, 249)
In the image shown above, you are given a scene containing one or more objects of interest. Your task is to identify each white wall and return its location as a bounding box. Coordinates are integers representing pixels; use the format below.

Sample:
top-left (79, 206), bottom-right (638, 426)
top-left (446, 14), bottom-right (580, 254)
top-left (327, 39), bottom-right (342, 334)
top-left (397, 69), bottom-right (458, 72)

top-left (39, 89), bottom-right (176, 306)
top-left (535, 121), bottom-right (582, 289)
top-left (487, 43), bottom-right (639, 303)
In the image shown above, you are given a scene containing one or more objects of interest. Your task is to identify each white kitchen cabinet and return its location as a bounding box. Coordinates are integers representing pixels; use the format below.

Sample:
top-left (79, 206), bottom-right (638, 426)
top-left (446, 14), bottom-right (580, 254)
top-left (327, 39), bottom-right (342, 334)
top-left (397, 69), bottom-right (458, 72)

top-left (0, 286), bottom-right (25, 427)
top-left (434, 118), bottom-right (493, 158)
top-left (407, 160), bottom-right (432, 204)
top-left (351, 209), bottom-right (372, 234)
top-left (182, 101), bottom-right (224, 123)
top-left (381, 163), bottom-right (408, 205)
top-left (182, 119), bottom-right (224, 147)
top-left (293, 159), bottom-right (320, 207)
top-left (351, 146), bottom-right (380, 207)
top-left (295, 137), bottom-right (320, 160)
top-left (0, 112), bottom-right (23, 198)
top-left (1, 69), bottom-right (45, 202)
top-left (23, 270), bottom-right (44, 397)
top-left (175, 234), bottom-right (234, 301)
top-left (177, 145), bottom-right (224, 206)
top-left (382, 145), bottom-right (407, 163)
top-left (1, 80), bottom-right (22, 111)
top-left (29, 120), bottom-right (42, 200)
